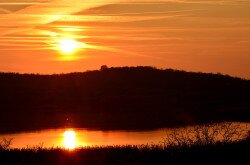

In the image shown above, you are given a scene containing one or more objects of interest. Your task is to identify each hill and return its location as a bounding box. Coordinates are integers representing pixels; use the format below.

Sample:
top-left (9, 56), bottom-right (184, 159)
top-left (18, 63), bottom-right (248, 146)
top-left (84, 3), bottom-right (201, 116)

top-left (0, 66), bottom-right (249, 133)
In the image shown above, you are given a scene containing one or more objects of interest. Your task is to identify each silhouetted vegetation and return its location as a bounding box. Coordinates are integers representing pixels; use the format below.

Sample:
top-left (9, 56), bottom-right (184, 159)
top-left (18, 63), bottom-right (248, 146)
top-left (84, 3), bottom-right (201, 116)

top-left (162, 122), bottom-right (248, 148)
top-left (0, 123), bottom-right (249, 164)
top-left (0, 138), bottom-right (13, 150)
top-left (0, 66), bottom-right (249, 133)
top-left (0, 131), bottom-right (249, 165)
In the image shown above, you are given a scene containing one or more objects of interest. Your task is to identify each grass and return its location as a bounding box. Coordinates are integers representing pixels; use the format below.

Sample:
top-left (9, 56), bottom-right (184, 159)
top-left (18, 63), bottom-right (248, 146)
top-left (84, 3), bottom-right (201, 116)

top-left (0, 123), bottom-right (249, 165)
top-left (0, 130), bottom-right (250, 165)
top-left (0, 138), bottom-right (249, 165)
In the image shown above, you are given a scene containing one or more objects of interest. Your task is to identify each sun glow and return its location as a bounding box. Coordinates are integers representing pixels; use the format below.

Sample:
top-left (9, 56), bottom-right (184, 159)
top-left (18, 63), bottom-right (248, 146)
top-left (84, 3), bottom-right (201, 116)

top-left (64, 130), bottom-right (76, 149)
top-left (57, 39), bottom-right (83, 54)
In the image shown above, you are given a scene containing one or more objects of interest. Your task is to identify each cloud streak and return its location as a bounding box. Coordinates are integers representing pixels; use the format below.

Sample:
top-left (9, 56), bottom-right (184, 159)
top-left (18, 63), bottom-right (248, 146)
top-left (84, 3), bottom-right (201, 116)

top-left (0, 0), bottom-right (250, 78)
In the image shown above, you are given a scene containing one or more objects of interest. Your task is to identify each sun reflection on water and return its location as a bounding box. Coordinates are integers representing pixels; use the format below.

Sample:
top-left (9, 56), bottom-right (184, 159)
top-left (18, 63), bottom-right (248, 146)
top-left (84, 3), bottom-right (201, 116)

top-left (64, 130), bottom-right (76, 150)
top-left (0, 122), bottom-right (249, 149)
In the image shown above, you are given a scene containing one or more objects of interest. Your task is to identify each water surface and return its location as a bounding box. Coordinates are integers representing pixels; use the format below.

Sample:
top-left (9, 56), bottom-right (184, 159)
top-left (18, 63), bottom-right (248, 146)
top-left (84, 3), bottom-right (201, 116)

top-left (1, 122), bottom-right (249, 149)
top-left (0, 129), bottom-right (167, 148)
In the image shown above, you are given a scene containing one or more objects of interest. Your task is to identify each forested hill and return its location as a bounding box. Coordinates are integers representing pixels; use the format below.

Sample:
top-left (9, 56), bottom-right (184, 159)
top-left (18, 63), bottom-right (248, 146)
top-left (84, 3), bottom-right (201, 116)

top-left (0, 66), bottom-right (249, 133)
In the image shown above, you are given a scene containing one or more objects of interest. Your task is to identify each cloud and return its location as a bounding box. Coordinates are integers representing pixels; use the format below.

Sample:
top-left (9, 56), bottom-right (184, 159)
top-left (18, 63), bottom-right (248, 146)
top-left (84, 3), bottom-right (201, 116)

top-left (0, 0), bottom-right (250, 68)
top-left (0, 8), bottom-right (11, 14)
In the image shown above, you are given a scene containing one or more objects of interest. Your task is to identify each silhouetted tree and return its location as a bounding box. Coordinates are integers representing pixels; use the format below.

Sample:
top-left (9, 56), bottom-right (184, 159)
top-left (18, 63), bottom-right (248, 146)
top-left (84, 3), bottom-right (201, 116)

top-left (100, 65), bottom-right (108, 71)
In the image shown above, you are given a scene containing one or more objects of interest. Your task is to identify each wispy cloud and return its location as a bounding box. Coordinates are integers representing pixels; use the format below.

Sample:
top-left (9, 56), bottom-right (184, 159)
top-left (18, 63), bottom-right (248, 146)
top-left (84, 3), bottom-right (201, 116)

top-left (0, 0), bottom-right (250, 77)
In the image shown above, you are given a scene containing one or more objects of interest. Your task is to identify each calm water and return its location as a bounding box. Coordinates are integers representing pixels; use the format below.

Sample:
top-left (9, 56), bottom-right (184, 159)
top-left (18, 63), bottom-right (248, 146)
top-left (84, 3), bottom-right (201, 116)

top-left (1, 122), bottom-right (249, 149)
top-left (0, 129), bottom-right (167, 148)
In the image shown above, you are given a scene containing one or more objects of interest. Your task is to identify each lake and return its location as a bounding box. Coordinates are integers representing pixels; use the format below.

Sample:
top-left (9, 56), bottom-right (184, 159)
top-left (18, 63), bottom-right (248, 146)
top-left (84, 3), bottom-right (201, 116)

top-left (0, 129), bottom-right (167, 149)
top-left (0, 122), bottom-right (249, 149)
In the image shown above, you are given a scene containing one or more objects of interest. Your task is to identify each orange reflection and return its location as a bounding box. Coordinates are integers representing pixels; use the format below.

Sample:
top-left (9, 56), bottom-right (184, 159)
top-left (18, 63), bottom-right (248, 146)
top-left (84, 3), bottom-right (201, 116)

top-left (64, 130), bottom-right (76, 150)
top-left (0, 122), bottom-right (248, 149)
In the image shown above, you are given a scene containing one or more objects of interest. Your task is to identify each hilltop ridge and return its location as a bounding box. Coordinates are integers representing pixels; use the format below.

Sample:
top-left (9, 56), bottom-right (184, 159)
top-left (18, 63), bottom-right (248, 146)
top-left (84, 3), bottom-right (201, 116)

top-left (0, 66), bottom-right (249, 133)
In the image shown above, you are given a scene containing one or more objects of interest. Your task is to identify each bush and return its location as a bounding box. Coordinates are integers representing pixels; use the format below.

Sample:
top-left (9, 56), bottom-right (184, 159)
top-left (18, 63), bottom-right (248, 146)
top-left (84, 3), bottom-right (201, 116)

top-left (0, 138), bottom-right (13, 150)
top-left (162, 122), bottom-right (248, 148)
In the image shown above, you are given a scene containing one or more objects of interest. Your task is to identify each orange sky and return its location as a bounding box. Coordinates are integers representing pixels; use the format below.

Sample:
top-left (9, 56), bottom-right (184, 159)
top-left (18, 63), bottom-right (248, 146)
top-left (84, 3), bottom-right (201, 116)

top-left (0, 0), bottom-right (250, 78)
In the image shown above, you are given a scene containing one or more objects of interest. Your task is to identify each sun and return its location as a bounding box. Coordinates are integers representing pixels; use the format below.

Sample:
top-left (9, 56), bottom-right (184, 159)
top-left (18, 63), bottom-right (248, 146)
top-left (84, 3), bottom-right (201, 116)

top-left (57, 39), bottom-right (82, 54)
top-left (64, 130), bottom-right (76, 150)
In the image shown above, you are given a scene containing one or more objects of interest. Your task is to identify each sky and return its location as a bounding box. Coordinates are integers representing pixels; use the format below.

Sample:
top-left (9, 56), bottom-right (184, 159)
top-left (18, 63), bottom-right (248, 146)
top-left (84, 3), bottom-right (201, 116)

top-left (0, 0), bottom-right (250, 78)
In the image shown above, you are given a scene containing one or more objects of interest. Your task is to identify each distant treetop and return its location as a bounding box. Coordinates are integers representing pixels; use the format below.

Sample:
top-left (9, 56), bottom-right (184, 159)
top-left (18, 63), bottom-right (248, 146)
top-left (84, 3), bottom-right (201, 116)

top-left (100, 65), bottom-right (108, 71)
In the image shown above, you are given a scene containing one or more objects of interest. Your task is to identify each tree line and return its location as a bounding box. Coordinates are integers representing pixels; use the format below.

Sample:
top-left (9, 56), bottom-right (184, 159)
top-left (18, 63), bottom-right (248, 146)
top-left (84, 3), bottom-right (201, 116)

top-left (0, 66), bottom-right (249, 133)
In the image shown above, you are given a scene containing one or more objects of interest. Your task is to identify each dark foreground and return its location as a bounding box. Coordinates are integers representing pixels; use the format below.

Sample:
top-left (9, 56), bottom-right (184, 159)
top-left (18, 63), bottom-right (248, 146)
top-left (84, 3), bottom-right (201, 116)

top-left (0, 137), bottom-right (249, 165)
top-left (1, 66), bottom-right (250, 133)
